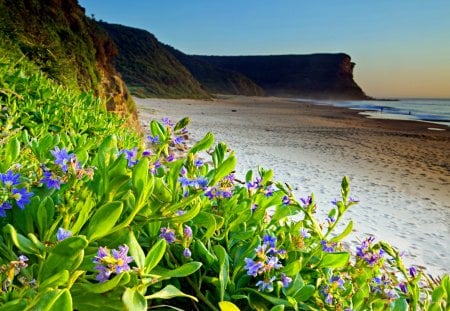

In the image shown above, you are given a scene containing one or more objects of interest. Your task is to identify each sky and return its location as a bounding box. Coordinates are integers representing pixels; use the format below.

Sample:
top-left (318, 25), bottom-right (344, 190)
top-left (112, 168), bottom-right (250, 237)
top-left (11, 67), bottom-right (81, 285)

top-left (79, 0), bottom-right (450, 99)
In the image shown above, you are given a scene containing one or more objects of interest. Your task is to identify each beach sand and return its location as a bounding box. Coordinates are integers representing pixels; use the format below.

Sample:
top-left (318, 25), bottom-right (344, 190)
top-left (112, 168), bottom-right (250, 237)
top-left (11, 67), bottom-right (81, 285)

top-left (135, 95), bottom-right (450, 277)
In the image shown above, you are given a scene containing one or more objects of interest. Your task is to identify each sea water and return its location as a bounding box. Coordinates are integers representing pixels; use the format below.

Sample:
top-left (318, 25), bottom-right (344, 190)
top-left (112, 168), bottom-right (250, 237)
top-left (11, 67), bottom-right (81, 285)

top-left (329, 98), bottom-right (450, 127)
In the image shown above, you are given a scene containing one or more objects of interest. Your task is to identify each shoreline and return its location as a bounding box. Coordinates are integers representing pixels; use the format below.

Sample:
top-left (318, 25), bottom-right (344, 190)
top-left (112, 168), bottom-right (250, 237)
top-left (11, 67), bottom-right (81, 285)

top-left (135, 95), bottom-right (450, 276)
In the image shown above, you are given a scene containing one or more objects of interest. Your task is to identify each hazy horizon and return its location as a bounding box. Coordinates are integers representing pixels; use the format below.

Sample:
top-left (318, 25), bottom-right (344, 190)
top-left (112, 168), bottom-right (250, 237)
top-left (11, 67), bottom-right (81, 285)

top-left (79, 0), bottom-right (450, 99)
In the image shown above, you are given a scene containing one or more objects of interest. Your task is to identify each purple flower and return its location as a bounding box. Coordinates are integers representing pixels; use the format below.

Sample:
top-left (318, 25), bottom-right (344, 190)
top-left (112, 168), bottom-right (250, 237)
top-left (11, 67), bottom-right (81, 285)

top-left (194, 159), bottom-right (203, 167)
top-left (282, 195), bottom-right (291, 205)
top-left (326, 216), bottom-right (336, 223)
top-left (255, 276), bottom-right (276, 292)
top-left (300, 196), bottom-right (312, 207)
top-left (409, 266), bottom-right (418, 278)
top-left (349, 197), bottom-right (359, 203)
top-left (51, 146), bottom-right (73, 172)
top-left (173, 136), bottom-right (184, 145)
top-left (179, 177), bottom-right (192, 187)
top-left (244, 258), bottom-right (264, 277)
top-left (331, 198), bottom-right (339, 205)
top-left (93, 245), bottom-right (133, 283)
top-left (148, 135), bottom-right (160, 144)
top-left (280, 273), bottom-right (292, 288)
top-left (112, 245), bottom-right (133, 273)
top-left (0, 170), bottom-right (20, 187)
top-left (263, 185), bottom-right (274, 197)
top-left (166, 154), bottom-right (175, 162)
top-left (384, 288), bottom-right (399, 299)
top-left (56, 228), bottom-right (72, 241)
top-left (159, 227), bottom-right (176, 244)
top-left (142, 149), bottom-right (152, 157)
top-left (195, 177), bottom-right (208, 189)
top-left (41, 170), bottom-right (61, 189)
top-left (119, 148), bottom-right (138, 167)
top-left (11, 188), bottom-right (33, 209)
top-left (183, 225), bottom-right (192, 238)
top-left (264, 256), bottom-right (282, 271)
top-left (251, 203), bottom-right (258, 212)
top-left (183, 248), bottom-right (192, 258)
top-left (329, 275), bottom-right (345, 290)
top-left (262, 235), bottom-right (277, 249)
top-left (321, 240), bottom-right (337, 253)
top-left (399, 282), bottom-right (408, 293)
top-left (300, 228), bottom-right (311, 238)
top-left (0, 202), bottom-right (12, 217)
top-left (161, 117), bottom-right (173, 127)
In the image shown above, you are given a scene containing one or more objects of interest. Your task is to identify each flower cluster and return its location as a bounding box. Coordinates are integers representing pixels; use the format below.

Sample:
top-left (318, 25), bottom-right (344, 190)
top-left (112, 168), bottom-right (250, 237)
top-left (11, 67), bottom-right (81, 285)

top-left (205, 174), bottom-right (235, 200)
top-left (320, 274), bottom-right (346, 305)
top-left (41, 146), bottom-right (94, 190)
top-left (356, 236), bottom-right (385, 266)
top-left (0, 170), bottom-right (34, 216)
top-left (244, 234), bottom-right (292, 292)
top-left (93, 245), bottom-right (133, 283)
top-left (159, 225), bottom-right (193, 258)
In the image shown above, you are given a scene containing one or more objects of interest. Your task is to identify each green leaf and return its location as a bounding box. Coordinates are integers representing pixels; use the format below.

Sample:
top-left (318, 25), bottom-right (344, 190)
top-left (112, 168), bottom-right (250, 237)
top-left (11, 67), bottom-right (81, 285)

top-left (73, 272), bottom-right (130, 294)
top-left (0, 299), bottom-right (27, 311)
top-left (145, 285), bottom-right (198, 302)
top-left (151, 262), bottom-right (202, 279)
top-left (144, 239), bottom-right (166, 274)
top-left (318, 252), bottom-right (350, 268)
top-left (294, 284), bottom-right (315, 302)
top-left (3, 224), bottom-right (40, 255)
top-left (125, 230), bottom-right (146, 270)
top-left (194, 239), bottom-right (217, 268)
top-left (189, 132), bottom-right (214, 155)
top-left (174, 117), bottom-right (190, 132)
top-left (40, 249), bottom-right (84, 281)
top-left (214, 245), bottom-right (229, 302)
top-left (210, 153), bottom-right (236, 185)
top-left (122, 287), bottom-right (147, 311)
top-left (33, 289), bottom-right (72, 311)
top-left (219, 301), bottom-right (240, 311)
top-left (50, 236), bottom-right (88, 256)
top-left (39, 270), bottom-right (70, 290)
top-left (330, 220), bottom-right (353, 243)
top-left (87, 201), bottom-right (123, 240)
top-left (390, 298), bottom-right (408, 311)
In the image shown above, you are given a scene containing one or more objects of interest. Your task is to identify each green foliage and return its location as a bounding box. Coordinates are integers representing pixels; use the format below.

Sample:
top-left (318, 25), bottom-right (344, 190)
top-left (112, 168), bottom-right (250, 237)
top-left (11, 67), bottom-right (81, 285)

top-left (0, 42), bottom-right (448, 311)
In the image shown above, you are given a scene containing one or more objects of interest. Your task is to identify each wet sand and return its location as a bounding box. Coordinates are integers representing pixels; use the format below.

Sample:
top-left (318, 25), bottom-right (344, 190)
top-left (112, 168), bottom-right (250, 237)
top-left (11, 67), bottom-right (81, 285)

top-left (135, 95), bottom-right (450, 276)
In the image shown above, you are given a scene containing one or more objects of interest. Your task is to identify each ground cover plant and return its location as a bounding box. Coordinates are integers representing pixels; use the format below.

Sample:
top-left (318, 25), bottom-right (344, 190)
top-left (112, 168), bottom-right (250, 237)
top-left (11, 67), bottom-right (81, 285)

top-left (0, 47), bottom-right (449, 310)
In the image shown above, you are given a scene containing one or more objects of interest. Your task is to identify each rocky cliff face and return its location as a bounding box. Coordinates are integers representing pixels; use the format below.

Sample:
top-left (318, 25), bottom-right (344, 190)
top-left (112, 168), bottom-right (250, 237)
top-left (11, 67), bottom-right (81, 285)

top-left (193, 53), bottom-right (369, 99)
top-left (0, 0), bottom-right (138, 128)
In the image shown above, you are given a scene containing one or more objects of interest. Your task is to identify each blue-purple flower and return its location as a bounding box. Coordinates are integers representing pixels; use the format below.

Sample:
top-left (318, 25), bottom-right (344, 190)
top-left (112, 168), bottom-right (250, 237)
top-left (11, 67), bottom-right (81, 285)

top-left (183, 248), bottom-right (192, 258)
top-left (119, 148), bottom-right (138, 167)
top-left (300, 196), bottom-right (312, 207)
top-left (183, 225), bottom-right (192, 239)
top-left (194, 159), bottom-right (203, 167)
top-left (159, 227), bottom-right (176, 244)
top-left (0, 170), bottom-right (20, 188)
top-left (321, 240), bottom-right (337, 253)
top-left (41, 170), bottom-right (61, 189)
top-left (148, 135), bottom-right (160, 144)
top-left (280, 273), bottom-right (292, 288)
top-left (173, 136), bottom-right (184, 145)
top-left (0, 202), bottom-right (12, 217)
top-left (255, 276), bottom-right (276, 292)
top-left (11, 188), bottom-right (34, 209)
top-left (300, 228), bottom-right (311, 238)
top-left (161, 117), bottom-right (173, 127)
top-left (93, 245), bottom-right (133, 283)
top-left (51, 146), bottom-right (74, 172)
top-left (356, 237), bottom-right (384, 266)
top-left (244, 258), bottom-right (264, 277)
top-left (56, 228), bottom-right (72, 241)
top-left (282, 195), bottom-right (291, 205)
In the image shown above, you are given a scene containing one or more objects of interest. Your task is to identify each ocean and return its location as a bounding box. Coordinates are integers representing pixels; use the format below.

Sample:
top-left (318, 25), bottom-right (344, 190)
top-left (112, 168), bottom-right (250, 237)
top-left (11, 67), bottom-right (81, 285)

top-left (309, 98), bottom-right (450, 127)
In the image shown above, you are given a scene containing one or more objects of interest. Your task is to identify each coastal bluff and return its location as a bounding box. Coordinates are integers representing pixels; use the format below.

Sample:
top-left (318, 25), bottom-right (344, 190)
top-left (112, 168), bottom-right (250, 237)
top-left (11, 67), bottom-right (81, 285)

top-left (99, 23), bottom-right (369, 100)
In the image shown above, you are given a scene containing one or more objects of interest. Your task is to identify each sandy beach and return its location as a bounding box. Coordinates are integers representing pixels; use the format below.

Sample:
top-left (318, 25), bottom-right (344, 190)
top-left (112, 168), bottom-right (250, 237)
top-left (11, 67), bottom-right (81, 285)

top-left (135, 95), bottom-right (450, 277)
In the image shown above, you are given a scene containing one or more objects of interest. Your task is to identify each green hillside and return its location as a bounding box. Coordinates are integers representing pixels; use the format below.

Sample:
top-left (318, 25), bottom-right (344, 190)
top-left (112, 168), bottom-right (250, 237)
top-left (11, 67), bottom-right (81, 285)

top-left (98, 21), bottom-right (210, 99)
top-left (0, 0), bottom-right (138, 128)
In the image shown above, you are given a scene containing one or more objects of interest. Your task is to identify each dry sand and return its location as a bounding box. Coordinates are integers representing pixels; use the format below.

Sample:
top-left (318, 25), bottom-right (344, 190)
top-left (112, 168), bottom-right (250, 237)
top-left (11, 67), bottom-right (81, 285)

top-left (135, 95), bottom-right (450, 277)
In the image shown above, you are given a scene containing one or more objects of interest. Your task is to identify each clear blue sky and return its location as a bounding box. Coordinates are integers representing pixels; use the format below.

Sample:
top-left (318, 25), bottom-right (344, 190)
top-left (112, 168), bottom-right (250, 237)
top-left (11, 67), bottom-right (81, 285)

top-left (79, 0), bottom-right (450, 98)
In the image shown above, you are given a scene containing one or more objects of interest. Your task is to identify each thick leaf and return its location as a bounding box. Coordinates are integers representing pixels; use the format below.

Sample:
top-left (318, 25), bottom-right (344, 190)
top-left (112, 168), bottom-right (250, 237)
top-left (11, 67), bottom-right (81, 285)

top-left (0, 299), bottom-right (27, 311)
top-left (390, 298), bottom-right (408, 311)
top-left (189, 132), bottom-right (214, 155)
top-left (122, 287), bottom-right (147, 311)
top-left (39, 270), bottom-right (70, 290)
top-left (219, 301), bottom-right (240, 311)
top-left (174, 117), bottom-right (190, 132)
top-left (3, 224), bottom-right (40, 255)
top-left (50, 236), bottom-right (88, 256)
top-left (87, 201), bottom-right (123, 240)
top-left (330, 220), bottom-right (354, 243)
top-left (151, 262), bottom-right (202, 278)
top-left (145, 285), bottom-right (198, 302)
top-left (210, 153), bottom-right (236, 185)
top-left (73, 272), bottom-right (130, 294)
top-left (124, 230), bottom-right (146, 270)
top-left (40, 249), bottom-right (84, 281)
top-left (214, 245), bottom-right (229, 302)
top-left (318, 252), bottom-right (350, 268)
top-left (294, 284), bottom-right (315, 302)
top-left (33, 289), bottom-right (72, 311)
top-left (144, 239), bottom-right (166, 274)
